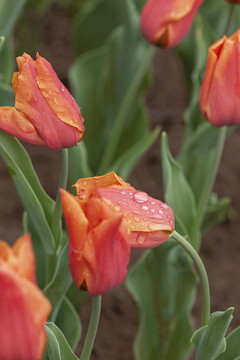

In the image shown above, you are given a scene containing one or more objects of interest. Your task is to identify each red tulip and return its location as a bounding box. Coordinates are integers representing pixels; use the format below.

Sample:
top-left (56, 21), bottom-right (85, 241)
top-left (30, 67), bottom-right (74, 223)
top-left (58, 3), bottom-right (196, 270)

top-left (140, 0), bottom-right (204, 48)
top-left (200, 30), bottom-right (240, 126)
top-left (0, 234), bottom-right (51, 360)
top-left (60, 186), bottom-right (130, 296)
top-left (74, 172), bottom-right (175, 249)
top-left (0, 53), bottom-right (84, 150)
top-left (60, 172), bottom-right (174, 296)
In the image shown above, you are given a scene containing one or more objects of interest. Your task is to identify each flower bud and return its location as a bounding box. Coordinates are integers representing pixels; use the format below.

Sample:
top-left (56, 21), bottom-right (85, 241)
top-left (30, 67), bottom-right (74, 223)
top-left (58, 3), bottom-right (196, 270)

top-left (140, 0), bottom-right (204, 48)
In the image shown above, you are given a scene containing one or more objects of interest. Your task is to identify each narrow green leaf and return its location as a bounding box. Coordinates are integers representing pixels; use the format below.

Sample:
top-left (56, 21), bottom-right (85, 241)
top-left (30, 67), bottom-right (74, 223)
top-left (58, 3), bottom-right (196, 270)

top-left (126, 239), bottom-right (197, 360)
top-left (161, 132), bottom-right (197, 243)
top-left (0, 132), bottom-right (55, 253)
top-left (217, 326), bottom-right (240, 360)
top-left (0, 0), bottom-right (27, 37)
top-left (55, 297), bottom-right (82, 351)
top-left (110, 127), bottom-right (160, 179)
top-left (45, 322), bottom-right (78, 360)
top-left (44, 244), bottom-right (72, 321)
top-left (68, 140), bottom-right (93, 186)
top-left (191, 308), bottom-right (234, 360)
top-left (0, 81), bottom-right (15, 106)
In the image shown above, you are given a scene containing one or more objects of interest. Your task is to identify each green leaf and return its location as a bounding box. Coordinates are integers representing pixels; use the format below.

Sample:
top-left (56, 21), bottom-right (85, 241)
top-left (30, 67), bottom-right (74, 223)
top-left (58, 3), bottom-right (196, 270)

top-left (161, 132), bottom-right (197, 243)
top-left (191, 308), bottom-right (234, 360)
top-left (68, 140), bottom-right (93, 186)
top-left (202, 195), bottom-right (231, 234)
top-left (126, 239), bottom-right (197, 360)
top-left (110, 127), bottom-right (160, 179)
top-left (217, 326), bottom-right (240, 360)
top-left (0, 0), bottom-right (27, 37)
top-left (45, 322), bottom-right (78, 360)
top-left (55, 297), bottom-right (81, 351)
top-left (44, 244), bottom-right (73, 321)
top-left (0, 81), bottom-right (15, 106)
top-left (0, 131), bottom-right (55, 253)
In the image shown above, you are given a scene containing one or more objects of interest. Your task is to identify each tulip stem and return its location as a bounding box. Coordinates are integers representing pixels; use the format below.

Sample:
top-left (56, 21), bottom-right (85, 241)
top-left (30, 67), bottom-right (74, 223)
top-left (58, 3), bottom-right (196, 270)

top-left (191, 126), bottom-right (226, 250)
top-left (51, 148), bottom-right (69, 244)
top-left (171, 230), bottom-right (210, 326)
top-left (79, 296), bottom-right (102, 360)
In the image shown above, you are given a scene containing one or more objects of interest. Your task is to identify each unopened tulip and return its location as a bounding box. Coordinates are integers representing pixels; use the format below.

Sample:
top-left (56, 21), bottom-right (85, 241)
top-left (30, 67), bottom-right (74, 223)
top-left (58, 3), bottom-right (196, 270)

top-left (0, 234), bottom-right (51, 360)
top-left (60, 186), bottom-right (130, 296)
top-left (0, 53), bottom-right (84, 150)
top-left (140, 0), bottom-right (204, 48)
top-left (200, 30), bottom-right (240, 126)
top-left (60, 172), bottom-right (174, 296)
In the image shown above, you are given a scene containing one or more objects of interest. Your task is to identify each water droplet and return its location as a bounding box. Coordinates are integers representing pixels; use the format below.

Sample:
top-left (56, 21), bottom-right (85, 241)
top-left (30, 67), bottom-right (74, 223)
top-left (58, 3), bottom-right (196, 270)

top-left (113, 205), bottom-right (121, 212)
top-left (133, 210), bottom-right (140, 215)
top-left (159, 210), bottom-right (163, 214)
top-left (104, 199), bottom-right (112, 206)
top-left (60, 85), bottom-right (65, 92)
top-left (121, 191), bottom-right (126, 195)
top-left (137, 234), bottom-right (146, 244)
top-left (142, 205), bottom-right (148, 211)
top-left (133, 216), bottom-right (140, 223)
top-left (148, 223), bottom-right (164, 231)
top-left (35, 115), bottom-right (39, 120)
top-left (127, 219), bottom-right (132, 224)
top-left (151, 201), bottom-right (155, 205)
top-left (82, 181), bottom-right (87, 186)
top-left (48, 90), bottom-right (52, 95)
top-left (152, 214), bottom-right (162, 220)
top-left (27, 93), bottom-right (32, 101)
top-left (150, 209), bottom-right (155, 213)
top-left (42, 110), bottom-right (46, 116)
top-left (161, 203), bottom-right (168, 209)
top-left (33, 97), bottom-right (38, 103)
top-left (133, 191), bottom-right (148, 203)
top-left (53, 97), bottom-right (59, 104)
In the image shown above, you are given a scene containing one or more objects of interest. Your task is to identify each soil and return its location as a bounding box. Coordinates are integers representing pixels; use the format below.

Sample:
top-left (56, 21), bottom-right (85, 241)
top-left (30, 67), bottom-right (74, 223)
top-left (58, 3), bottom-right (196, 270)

top-left (1, 3), bottom-right (240, 359)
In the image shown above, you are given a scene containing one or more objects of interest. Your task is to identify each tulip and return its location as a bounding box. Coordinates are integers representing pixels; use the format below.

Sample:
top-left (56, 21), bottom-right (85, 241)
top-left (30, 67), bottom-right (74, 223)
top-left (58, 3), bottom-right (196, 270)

top-left (200, 30), bottom-right (240, 126)
top-left (0, 53), bottom-right (84, 150)
top-left (60, 186), bottom-right (130, 296)
top-left (0, 234), bottom-right (51, 360)
top-left (140, 0), bottom-right (204, 48)
top-left (60, 172), bottom-right (174, 296)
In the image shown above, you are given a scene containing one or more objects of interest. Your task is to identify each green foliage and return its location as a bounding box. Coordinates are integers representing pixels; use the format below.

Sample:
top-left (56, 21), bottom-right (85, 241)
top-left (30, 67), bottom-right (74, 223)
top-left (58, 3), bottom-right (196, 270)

top-left (217, 326), bottom-right (240, 360)
top-left (0, 0), bottom-right (27, 37)
top-left (126, 239), bottom-right (197, 360)
top-left (192, 308), bottom-right (234, 360)
top-left (44, 322), bottom-right (78, 360)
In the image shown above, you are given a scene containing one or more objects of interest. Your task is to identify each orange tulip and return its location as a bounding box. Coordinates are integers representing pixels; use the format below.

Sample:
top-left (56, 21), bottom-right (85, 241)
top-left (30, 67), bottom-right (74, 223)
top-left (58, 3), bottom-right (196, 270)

top-left (60, 186), bottom-right (130, 296)
top-left (0, 234), bottom-right (51, 360)
top-left (60, 172), bottom-right (174, 296)
top-left (140, 0), bottom-right (204, 48)
top-left (200, 30), bottom-right (240, 126)
top-left (0, 53), bottom-right (84, 150)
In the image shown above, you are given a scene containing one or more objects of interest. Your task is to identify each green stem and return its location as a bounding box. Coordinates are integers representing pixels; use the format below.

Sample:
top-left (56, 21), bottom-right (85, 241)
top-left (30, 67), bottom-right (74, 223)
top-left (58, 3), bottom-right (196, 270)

top-left (51, 148), bottom-right (69, 244)
top-left (79, 296), bottom-right (102, 360)
top-left (191, 127), bottom-right (226, 249)
top-left (171, 231), bottom-right (210, 326)
top-left (225, 4), bottom-right (236, 36)
top-left (98, 46), bottom-right (155, 174)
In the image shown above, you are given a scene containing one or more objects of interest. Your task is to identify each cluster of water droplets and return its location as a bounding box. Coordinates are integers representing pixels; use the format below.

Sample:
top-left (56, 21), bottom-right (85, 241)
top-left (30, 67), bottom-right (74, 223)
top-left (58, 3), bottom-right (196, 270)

top-left (102, 189), bottom-right (174, 245)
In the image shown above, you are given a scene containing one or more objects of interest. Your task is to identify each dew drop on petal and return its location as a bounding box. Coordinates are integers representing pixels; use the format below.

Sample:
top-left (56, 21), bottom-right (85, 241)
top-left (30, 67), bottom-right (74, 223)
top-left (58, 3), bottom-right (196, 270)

top-left (33, 97), bottom-right (38, 103)
top-left (142, 205), bottom-right (148, 211)
top-left (60, 85), bottom-right (65, 92)
top-left (27, 93), bottom-right (32, 101)
top-left (148, 223), bottom-right (165, 231)
top-left (151, 201), bottom-right (155, 205)
top-left (121, 191), bottom-right (126, 195)
top-left (127, 219), bottom-right (132, 224)
top-left (161, 203), bottom-right (168, 209)
top-left (150, 209), bottom-right (155, 213)
top-left (133, 210), bottom-right (140, 215)
top-left (159, 210), bottom-right (163, 214)
top-left (104, 199), bottom-right (112, 206)
top-left (133, 191), bottom-right (148, 203)
top-left (113, 205), bottom-right (121, 212)
top-left (137, 234), bottom-right (146, 244)
top-left (133, 216), bottom-right (140, 223)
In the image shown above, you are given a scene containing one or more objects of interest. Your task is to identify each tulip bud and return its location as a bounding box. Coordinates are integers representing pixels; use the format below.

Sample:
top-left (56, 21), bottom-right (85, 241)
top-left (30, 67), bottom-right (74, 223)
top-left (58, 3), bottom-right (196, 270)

top-left (140, 0), bottom-right (204, 48)
top-left (200, 30), bottom-right (240, 126)
top-left (0, 234), bottom-right (51, 360)
top-left (0, 53), bottom-right (84, 150)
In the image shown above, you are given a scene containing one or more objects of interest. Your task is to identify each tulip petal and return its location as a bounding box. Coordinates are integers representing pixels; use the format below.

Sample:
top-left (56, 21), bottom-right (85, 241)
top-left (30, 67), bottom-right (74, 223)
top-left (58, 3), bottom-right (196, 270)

top-left (0, 106), bottom-right (45, 145)
top-left (35, 53), bottom-right (84, 136)
top-left (0, 267), bottom-right (51, 360)
top-left (84, 210), bottom-right (130, 296)
top-left (60, 189), bottom-right (89, 288)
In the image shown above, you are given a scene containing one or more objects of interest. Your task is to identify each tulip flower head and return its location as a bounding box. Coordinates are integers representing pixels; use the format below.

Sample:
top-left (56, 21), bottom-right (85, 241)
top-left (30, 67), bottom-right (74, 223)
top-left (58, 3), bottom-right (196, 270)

top-left (200, 30), bottom-right (240, 126)
top-left (140, 0), bottom-right (204, 48)
top-left (0, 234), bottom-right (51, 360)
top-left (0, 53), bottom-right (84, 150)
top-left (60, 172), bottom-right (174, 296)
